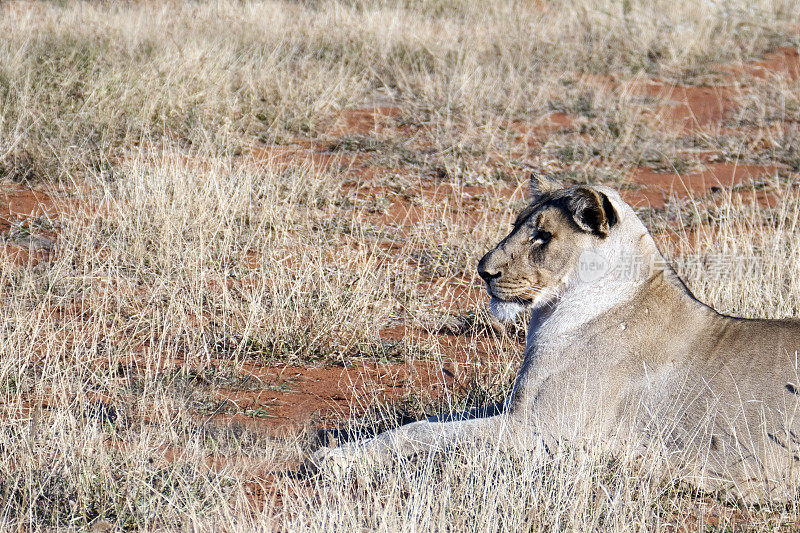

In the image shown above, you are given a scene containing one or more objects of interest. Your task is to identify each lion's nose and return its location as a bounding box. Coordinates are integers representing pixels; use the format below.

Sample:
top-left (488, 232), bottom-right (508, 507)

top-left (478, 268), bottom-right (501, 282)
top-left (477, 258), bottom-right (501, 282)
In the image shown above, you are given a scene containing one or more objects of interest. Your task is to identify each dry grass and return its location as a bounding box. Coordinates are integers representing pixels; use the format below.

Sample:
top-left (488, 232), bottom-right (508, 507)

top-left (1, 0), bottom-right (797, 179)
top-left (0, 0), bottom-right (800, 529)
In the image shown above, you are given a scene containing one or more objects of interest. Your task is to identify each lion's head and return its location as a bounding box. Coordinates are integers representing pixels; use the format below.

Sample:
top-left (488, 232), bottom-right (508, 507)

top-left (477, 176), bottom-right (624, 321)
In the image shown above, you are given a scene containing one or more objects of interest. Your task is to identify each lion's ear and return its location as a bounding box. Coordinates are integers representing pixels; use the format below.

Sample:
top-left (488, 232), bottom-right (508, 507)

top-left (568, 187), bottom-right (619, 237)
top-left (529, 172), bottom-right (562, 198)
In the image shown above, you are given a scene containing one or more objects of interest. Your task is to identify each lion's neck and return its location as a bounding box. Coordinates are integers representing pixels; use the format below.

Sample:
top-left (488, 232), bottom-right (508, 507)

top-left (526, 275), bottom-right (642, 349)
top-left (526, 229), bottom-right (685, 349)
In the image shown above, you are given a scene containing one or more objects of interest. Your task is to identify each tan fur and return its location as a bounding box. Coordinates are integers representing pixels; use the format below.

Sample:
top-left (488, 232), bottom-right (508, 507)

top-left (312, 181), bottom-right (800, 501)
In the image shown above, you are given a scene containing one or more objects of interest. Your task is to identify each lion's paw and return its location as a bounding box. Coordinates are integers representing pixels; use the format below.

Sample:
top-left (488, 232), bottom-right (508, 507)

top-left (306, 444), bottom-right (362, 478)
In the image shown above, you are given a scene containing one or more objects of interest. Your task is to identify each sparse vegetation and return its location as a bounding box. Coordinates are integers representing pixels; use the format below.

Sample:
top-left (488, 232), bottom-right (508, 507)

top-left (0, 0), bottom-right (799, 529)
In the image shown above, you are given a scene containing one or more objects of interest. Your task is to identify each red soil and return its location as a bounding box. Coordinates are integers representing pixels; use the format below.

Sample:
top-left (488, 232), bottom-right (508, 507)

top-left (735, 46), bottom-right (800, 80)
top-left (631, 81), bottom-right (734, 130)
top-left (625, 47), bottom-right (800, 132)
top-left (0, 183), bottom-right (56, 232)
top-left (0, 183), bottom-right (61, 266)
top-left (328, 106), bottom-right (403, 136)
top-left (206, 350), bottom-right (497, 433)
top-left (627, 163), bottom-right (781, 209)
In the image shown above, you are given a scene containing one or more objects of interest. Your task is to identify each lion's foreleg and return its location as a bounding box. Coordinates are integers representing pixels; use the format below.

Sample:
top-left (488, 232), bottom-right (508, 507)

top-left (312, 414), bottom-right (512, 471)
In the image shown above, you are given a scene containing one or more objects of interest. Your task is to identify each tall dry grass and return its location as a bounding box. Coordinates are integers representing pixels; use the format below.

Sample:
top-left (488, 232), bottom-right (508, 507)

top-left (0, 0), bottom-right (798, 529)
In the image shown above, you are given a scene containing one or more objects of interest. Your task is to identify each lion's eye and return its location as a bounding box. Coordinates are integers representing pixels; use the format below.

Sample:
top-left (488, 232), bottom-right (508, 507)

top-left (532, 230), bottom-right (552, 244)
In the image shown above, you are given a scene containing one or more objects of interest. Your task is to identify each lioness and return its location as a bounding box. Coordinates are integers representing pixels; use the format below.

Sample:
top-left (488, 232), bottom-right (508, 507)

top-left (313, 176), bottom-right (800, 500)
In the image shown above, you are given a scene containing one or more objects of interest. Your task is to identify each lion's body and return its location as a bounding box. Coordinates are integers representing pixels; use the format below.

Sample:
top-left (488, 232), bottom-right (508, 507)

top-left (314, 181), bottom-right (800, 500)
top-left (515, 265), bottom-right (800, 498)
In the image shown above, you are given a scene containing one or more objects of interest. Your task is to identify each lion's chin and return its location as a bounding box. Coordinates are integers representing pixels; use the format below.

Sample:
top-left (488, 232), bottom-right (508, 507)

top-left (489, 297), bottom-right (527, 322)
